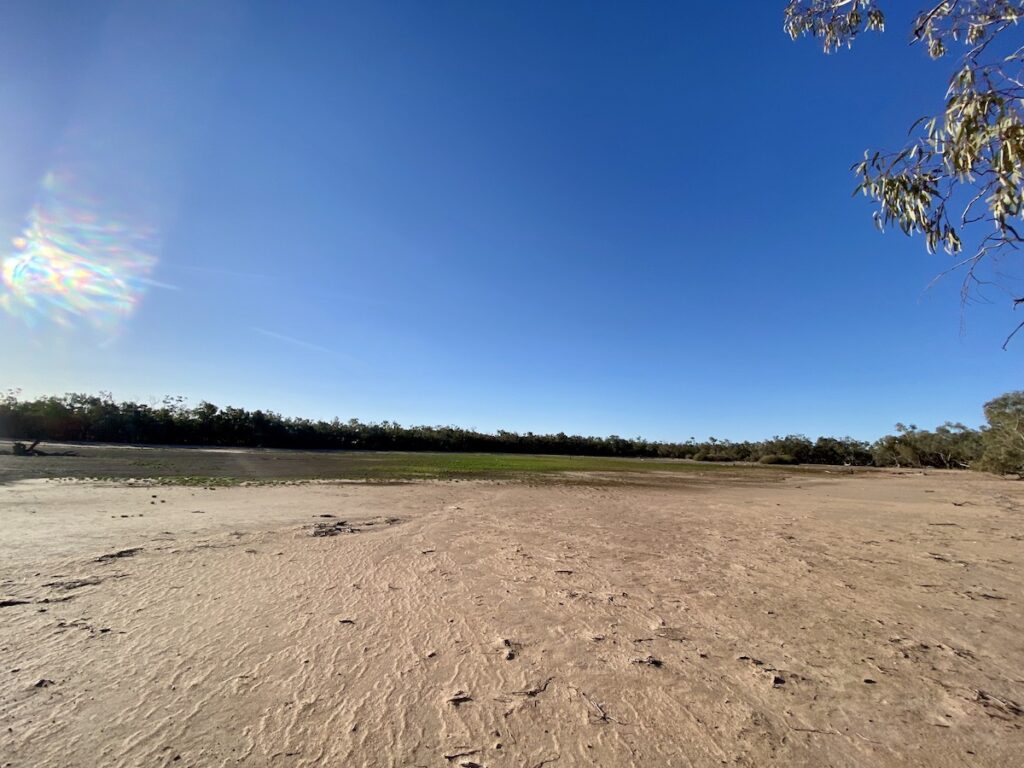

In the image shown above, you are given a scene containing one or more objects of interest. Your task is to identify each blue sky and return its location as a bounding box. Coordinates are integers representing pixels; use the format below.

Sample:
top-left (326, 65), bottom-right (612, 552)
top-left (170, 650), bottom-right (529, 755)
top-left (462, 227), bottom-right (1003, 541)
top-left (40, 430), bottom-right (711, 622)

top-left (0, 0), bottom-right (1019, 441)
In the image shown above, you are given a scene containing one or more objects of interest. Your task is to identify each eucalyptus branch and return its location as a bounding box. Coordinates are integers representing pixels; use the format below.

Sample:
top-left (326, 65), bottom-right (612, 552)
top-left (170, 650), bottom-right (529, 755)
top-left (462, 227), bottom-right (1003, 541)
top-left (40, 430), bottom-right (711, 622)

top-left (787, 1), bottom-right (1024, 344)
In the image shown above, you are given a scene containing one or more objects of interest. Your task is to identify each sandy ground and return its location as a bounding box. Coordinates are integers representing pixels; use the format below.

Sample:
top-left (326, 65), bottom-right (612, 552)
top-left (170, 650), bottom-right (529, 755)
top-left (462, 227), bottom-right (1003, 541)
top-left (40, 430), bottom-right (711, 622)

top-left (1, 471), bottom-right (1022, 767)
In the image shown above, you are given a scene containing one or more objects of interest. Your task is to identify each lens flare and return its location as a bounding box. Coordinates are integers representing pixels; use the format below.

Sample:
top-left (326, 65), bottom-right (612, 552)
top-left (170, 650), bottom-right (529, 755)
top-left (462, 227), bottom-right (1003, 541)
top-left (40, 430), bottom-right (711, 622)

top-left (1, 171), bottom-right (157, 330)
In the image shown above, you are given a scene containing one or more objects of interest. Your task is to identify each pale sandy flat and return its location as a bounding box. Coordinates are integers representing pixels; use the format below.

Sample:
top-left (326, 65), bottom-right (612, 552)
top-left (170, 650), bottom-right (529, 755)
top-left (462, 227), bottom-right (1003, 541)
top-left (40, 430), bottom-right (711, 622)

top-left (1, 471), bottom-right (1022, 767)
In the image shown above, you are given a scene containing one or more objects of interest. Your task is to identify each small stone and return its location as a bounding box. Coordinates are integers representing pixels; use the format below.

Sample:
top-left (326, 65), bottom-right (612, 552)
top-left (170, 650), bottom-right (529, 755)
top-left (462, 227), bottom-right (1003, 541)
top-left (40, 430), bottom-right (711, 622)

top-left (632, 655), bottom-right (664, 668)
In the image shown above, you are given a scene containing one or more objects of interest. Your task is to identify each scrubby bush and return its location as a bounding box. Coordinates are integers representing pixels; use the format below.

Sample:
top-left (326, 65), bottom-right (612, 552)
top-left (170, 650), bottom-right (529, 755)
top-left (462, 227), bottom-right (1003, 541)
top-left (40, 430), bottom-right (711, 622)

top-left (761, 435), bottom-right (813, 464)
top-left (759, 454), bottom-right (798, 465)
top-left (691, 452), bottom-right (733, 462)
top-left (810, 436), bottom-right (873, 466)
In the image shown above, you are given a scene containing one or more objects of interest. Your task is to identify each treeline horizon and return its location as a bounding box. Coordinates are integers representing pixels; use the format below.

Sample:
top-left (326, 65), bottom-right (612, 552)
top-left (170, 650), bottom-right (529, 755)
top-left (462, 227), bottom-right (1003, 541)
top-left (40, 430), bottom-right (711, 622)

top-left (1, 391), bottom-right (1020, 473)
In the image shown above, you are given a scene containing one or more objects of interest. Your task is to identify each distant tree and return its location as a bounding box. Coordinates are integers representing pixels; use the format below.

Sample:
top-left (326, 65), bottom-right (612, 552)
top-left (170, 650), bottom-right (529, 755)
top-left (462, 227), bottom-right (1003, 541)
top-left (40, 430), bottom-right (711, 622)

top-left (763, 434), bottom-right (814, 463)
top-left (874, 424), bottom-right (924, 466)
top-left (871, 420), bottom-right (984, 467)
top-left (785, 1), bottom-right (1024, 344)
top-left (811, 435), bottom-right (874, 465)
top-left (929, 420), bottom-right (985, 467)
top-left (979, 390), bottom-right (1024, 473)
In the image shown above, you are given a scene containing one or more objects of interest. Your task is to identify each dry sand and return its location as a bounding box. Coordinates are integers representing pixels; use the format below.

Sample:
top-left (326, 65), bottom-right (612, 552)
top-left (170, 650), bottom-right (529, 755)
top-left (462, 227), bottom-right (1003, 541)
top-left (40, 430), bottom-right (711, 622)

top-left (1, 471), bottom-right (1022, 767)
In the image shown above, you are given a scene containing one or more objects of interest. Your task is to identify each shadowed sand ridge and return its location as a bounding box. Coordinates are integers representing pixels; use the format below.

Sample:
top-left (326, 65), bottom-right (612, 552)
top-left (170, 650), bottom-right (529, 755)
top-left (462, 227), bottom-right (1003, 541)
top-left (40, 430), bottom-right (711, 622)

top-left (1, 471), bottom-right (1022, 766)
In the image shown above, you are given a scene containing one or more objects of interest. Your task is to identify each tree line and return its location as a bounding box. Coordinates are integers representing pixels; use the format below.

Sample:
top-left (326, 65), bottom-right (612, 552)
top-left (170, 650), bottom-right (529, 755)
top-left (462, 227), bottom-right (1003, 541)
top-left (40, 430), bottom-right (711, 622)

top-left (1, 390), bottom-right (1022, 474)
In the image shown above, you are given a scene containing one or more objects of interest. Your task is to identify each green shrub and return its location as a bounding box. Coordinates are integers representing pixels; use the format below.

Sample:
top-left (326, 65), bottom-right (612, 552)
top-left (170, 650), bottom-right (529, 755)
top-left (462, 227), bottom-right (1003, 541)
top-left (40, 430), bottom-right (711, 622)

top-left (759, 453), bottom-right (798, 465)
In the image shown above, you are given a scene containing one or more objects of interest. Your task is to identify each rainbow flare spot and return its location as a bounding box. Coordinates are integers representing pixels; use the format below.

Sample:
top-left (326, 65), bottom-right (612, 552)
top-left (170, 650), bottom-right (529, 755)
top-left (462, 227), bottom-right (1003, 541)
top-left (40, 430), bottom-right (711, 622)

top-left (1, 171), bottom-right (158, 331)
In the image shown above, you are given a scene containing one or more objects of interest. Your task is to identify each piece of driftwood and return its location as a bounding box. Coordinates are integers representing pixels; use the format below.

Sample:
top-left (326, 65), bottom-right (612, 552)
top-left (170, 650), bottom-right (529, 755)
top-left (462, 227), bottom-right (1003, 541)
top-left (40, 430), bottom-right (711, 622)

top-left (10, 440), bottom-right (77, 457)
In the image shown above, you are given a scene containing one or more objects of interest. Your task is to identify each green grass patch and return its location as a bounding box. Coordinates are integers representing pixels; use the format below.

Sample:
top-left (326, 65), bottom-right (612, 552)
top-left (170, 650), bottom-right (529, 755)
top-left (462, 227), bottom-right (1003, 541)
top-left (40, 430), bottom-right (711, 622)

top-left (341, 452), bottom-right (720, 479)
top-left (1, 446), bottom-right (809, 486)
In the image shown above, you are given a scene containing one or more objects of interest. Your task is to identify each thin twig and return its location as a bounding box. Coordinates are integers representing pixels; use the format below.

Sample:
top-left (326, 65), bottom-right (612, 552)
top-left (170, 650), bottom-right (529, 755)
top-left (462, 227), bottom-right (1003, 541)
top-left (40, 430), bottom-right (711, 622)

top-left (786, 723), bottom-right (841, 735)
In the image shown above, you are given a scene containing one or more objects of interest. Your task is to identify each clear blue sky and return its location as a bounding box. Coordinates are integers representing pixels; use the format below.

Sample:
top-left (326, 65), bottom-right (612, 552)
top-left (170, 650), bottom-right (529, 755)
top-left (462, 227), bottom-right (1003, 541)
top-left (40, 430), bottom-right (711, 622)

top-left (1, 0), bottom-right (1018, 441)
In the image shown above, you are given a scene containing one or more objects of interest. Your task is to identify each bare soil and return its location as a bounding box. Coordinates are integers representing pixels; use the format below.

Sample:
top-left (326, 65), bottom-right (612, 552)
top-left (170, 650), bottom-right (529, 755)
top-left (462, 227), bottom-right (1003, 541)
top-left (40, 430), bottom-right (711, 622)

top-left (1, 469), bottom-right (1021, 766)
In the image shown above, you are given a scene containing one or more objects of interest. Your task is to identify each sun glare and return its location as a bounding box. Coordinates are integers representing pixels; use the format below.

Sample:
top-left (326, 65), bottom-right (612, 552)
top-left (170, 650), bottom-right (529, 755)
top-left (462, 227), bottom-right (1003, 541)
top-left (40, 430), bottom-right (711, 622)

top-left (0, 171), bottom-right (157, 331)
